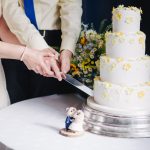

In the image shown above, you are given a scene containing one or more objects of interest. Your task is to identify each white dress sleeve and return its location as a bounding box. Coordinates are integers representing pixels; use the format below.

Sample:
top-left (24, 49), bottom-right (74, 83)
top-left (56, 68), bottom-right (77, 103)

top-left (0, 60), bottom-right (10, 109)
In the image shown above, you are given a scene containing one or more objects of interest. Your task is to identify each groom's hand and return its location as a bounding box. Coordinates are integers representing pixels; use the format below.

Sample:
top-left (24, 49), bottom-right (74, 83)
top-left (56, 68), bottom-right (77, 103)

top-left (60, 50), bottom-right (73, 74)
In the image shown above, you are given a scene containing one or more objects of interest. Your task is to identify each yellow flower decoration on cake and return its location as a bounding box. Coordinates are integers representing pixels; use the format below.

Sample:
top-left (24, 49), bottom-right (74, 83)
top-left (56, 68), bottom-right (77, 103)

top-left (129, 39), bottom-right (134, 44)
top-left (125, 16), bottom-right (133, 24)
top-left (110, 63), bottom-right (116, 71)
top-left (114, 12), bottom-right (122, 21)
top-left (114, 5), bottom-right (143, 14)
top-left (116, 32), bottom-right (124, 37)
top-left (103, 56), bottom-right (110, 63)
top-left (139, 8), bottom-right (143, 14)
top-left (125, 88), bottom-right (133, 95)
top-left (137, 91), bottom-right (145, 98)
top-left (123, 63), bottom-right (132, 71)
top-left (102, 92), bottom-right (109, 98)
top-left (145, 82), bottom-right (150, 86)
top-left (112, 39), bottom-right (116, 45)
top-left (117, 5), bottom-right (125, 9)
top-left (139, 37), bottom-right (144, 46)
top-left (104, 83), bottom-right (112, 88)
top-left (117, 57), bottom-right (124, 62)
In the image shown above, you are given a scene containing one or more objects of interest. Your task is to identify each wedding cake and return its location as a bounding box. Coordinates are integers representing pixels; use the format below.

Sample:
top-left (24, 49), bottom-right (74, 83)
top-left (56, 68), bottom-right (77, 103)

top-left (89, 6), bottom-right (150, 111)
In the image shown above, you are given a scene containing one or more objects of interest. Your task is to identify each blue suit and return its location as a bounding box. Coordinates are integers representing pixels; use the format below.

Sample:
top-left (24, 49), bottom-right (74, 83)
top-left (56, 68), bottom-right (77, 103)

top-left (65, 116), bottom-right (74, 130)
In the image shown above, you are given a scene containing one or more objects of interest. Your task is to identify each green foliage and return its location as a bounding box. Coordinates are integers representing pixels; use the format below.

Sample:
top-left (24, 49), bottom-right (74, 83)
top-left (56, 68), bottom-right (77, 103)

top-left (70, 23), bottom-right (109, 89)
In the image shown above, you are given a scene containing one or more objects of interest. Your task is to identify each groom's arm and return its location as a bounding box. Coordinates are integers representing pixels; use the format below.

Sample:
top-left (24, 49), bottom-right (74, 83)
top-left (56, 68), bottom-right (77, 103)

top-left (58, 0), bottom-right (82, 54)
top-left (58, 0), bottom-right (82, 73)
top-left (1, 0), bottom-right (49, 50)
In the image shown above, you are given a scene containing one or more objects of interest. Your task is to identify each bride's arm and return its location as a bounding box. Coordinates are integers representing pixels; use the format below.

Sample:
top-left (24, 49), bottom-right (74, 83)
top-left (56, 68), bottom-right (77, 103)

top-left (0, 41), bottom-right (56, 77)
top-left (0, 17), bottom-right (53, 76)
top-left (0, 17), bottom-right (26, 59)
top-left (0, 40), bottom-right (28, 60)
top-left (0, 17), bottom-right (21, 45)
top-left (0, 17), bottom-right (61, 79)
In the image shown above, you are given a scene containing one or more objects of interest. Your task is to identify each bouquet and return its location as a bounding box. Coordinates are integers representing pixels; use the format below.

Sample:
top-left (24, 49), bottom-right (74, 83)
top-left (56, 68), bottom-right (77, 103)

top-left (70, 23), bottom-right (111, 89)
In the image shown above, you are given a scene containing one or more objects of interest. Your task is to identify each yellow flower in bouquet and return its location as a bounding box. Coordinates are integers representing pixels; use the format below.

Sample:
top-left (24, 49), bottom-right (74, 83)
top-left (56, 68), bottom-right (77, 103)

top-left (70, 24), bottom-right (108, 89)
top-left (70, 64), bottom-right (80, 76)
top-left (80, 37), bottom-right (86, 45)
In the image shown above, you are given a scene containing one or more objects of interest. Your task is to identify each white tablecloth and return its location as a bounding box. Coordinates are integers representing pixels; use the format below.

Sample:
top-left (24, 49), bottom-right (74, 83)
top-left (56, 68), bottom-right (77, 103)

top-left (0, 94), bottom-right (150, 150)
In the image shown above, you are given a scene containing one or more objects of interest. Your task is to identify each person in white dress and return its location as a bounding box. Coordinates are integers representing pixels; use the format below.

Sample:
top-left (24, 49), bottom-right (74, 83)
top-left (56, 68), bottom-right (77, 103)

top-left (0, 7), bottom-right (60, 109)
top-left (0, 0), bottom-right (82, 103)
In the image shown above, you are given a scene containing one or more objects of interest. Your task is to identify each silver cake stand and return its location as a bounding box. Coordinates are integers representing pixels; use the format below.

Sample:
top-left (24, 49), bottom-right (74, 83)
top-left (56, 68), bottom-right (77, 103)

top-left (83, 97), bottom-right (150, 138)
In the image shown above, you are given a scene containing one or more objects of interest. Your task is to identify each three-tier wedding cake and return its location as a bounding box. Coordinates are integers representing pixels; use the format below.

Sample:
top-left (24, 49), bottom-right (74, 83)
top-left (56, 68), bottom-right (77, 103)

top-left (88, 5), bottom-right (150, 112)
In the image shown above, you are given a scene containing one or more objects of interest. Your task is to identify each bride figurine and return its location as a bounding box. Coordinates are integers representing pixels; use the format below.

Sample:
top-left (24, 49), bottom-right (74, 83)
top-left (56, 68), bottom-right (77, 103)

top-left (60, 107), bottom-right (85, 137)
top-left (68, 110), bottom-right (84, 133)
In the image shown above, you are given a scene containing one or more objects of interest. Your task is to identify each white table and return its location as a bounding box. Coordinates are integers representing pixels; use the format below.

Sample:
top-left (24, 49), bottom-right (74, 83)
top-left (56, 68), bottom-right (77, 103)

top-left (0, 94), bottom-right (150, 150)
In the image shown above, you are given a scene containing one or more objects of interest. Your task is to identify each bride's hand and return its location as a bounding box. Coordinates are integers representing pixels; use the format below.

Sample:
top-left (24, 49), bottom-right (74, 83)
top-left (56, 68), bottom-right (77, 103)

top-left (46, 47), bottom-right (59, 60)
top-left (44, 57), bottom-right (63, 81)
top-left (21, 48), bottom-right (55, 76)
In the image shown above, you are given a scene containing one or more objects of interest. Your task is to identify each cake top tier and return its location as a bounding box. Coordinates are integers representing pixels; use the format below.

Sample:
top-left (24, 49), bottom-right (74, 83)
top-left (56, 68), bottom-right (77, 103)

top-left (112, 5), bottom-right (142, 33)
top-left (113, 5), bottom-right (143, 14)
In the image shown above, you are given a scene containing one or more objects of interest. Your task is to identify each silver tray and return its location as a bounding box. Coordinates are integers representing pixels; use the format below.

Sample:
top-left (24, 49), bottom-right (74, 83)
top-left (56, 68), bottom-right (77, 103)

top-left (83, 97), bottom-right (150, 138)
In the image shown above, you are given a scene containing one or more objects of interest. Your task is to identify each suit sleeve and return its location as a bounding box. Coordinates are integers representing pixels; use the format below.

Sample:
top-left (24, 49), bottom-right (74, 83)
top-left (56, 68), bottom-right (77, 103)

top-left (58, 0), bottom-right (82, 54)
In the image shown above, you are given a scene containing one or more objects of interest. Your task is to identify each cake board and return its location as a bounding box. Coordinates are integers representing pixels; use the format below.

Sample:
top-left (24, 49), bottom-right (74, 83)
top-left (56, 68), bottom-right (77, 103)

top-left (83, 97), bottom-right (150, 138)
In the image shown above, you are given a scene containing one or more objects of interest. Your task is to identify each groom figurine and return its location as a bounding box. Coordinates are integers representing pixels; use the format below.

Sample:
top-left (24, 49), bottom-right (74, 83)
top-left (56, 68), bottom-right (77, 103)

top-left (1, 0), bottom-right (82, 103)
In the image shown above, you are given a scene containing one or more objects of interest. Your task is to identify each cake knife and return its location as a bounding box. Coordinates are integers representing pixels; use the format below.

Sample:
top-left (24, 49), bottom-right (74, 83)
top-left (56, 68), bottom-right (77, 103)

top-left (64, 74), bottom-right (94, 97)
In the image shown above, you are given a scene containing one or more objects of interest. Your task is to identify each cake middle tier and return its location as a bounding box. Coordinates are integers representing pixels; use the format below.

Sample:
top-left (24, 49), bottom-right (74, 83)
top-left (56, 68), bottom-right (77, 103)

top-left (100, 55), bottom-right (150, 85)
top-left (105, 31), bottom-right (145, 59)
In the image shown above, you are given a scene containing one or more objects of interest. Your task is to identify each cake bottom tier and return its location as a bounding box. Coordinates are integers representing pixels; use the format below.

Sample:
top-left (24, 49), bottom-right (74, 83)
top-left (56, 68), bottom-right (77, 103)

top-left (94, 78), bottom-right (150, 111)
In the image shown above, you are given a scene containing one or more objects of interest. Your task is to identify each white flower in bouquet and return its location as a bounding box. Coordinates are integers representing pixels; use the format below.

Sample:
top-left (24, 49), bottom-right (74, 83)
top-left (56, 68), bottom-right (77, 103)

top-left (70, 23), bottom-right (110, 88)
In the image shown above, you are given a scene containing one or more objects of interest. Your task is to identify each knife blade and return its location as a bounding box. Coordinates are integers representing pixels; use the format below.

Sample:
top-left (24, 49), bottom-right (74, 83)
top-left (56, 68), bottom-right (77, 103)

top-left (64, 74), bottom-right (93, 97)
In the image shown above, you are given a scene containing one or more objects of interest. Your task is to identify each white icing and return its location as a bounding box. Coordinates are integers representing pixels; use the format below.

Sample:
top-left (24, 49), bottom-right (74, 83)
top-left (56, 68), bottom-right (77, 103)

top-left (113, 8), bottom-right (141, 33)
top-left (92, 6), bottom-right (150, 112)
top-left (100, 56), bottom-right (150, 85)
top-left (105, 32), bottom-right (145, 59)
top-left (94, 79), bottom-right (150, 111)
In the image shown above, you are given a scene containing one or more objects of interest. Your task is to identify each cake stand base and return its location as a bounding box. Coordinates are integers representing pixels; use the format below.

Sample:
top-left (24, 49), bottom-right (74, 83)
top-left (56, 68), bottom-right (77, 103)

top-left (83, 97), bottom-right (150, 138)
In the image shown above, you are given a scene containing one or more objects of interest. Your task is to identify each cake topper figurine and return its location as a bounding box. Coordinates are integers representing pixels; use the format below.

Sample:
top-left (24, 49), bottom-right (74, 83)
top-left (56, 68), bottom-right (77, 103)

top-left (65, 107), bottom-right (76, 131)
top-left (59, 107), bottom-right (85, 137)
